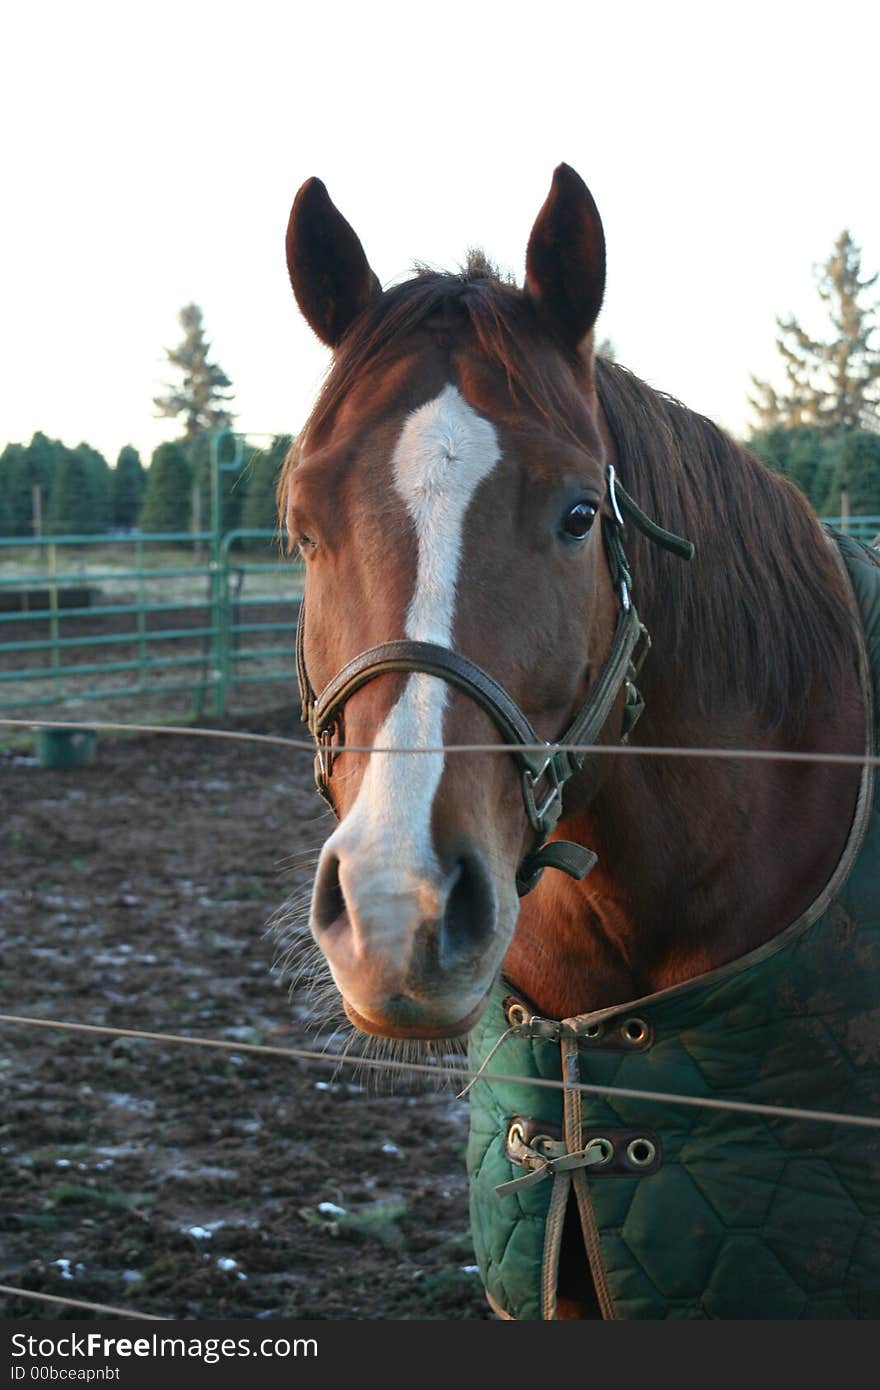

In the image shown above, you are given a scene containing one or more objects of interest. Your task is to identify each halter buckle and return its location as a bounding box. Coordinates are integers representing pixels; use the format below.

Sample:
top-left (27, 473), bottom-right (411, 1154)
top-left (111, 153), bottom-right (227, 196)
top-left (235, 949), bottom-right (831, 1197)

top-left (522, 753), bottom-right (565, 839)
top-left (630, 622), bottom-right (652, 680)
top-left (316, 722), bottom-right (338, 787)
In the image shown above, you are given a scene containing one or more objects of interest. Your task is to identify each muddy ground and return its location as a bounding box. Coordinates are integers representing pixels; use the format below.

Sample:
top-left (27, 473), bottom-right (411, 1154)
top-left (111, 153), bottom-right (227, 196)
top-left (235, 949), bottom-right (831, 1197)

top-left (0, 706), bottom-right (492, 1320)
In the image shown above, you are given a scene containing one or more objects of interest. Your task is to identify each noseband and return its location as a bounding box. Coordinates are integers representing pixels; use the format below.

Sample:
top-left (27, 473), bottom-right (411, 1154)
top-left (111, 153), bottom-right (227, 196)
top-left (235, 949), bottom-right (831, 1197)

top-left (296, 467), bottom-right (693, 895)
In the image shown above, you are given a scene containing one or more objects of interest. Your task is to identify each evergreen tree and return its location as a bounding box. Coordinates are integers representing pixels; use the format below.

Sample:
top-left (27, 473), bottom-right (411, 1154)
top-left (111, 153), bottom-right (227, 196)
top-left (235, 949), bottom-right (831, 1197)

top-left (748, 426), bottom-right (832, 512)
top-left (0, 434), bottom-right (113, 535)
top-left (0, 434), bottom-right (63, 535)
top-left (189, 431), bottom-right (246, 537)
top-left (750, 231), bottom-right (880, 434)
top-left (112, 445), bottom-right (146, 528)
top-left (0, 460), bottom-right (12, 535)
top-left (74, 442), bottom-right (111, 530)
top-left (823, 432), bottom-right (880, 516)
top-left (0, 443), bottom-right (34, 535)
top-left (139, 441), bottom-right (192, 533)
top-left (240, 435), bottom-right (293, 546)
top-left (153, 305), bottom-right (236, 442)
top-left (47, 447), bottom-right (102, 534)
top-left (27, 432), bottom-right (62, 501)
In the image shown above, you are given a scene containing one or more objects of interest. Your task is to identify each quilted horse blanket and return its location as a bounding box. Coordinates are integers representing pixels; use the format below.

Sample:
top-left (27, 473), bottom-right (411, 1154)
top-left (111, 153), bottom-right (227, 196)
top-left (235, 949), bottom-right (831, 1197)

top-left (468, 532), bottom-right (880, 1319)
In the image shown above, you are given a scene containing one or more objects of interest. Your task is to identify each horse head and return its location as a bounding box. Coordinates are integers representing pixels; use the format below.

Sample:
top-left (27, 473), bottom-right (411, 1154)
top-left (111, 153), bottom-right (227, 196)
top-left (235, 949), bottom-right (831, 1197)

top-left (281, 166), bottom-right (627, 1039)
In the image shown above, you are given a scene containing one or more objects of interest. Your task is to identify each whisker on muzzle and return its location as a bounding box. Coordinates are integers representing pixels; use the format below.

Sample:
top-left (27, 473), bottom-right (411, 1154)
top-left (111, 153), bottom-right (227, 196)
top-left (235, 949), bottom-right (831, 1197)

top-left (268, 890), bottom-right (470, 1093)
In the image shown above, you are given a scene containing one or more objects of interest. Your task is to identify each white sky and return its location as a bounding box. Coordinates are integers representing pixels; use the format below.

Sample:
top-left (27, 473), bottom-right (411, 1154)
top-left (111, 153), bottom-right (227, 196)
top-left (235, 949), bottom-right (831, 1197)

top-left (2, 0), bottom-right (878, 466)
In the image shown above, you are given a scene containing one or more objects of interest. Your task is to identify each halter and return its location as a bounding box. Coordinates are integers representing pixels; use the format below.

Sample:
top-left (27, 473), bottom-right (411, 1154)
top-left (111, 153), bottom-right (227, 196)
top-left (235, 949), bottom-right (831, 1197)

top-left (296, 467), bottom-right (694, 895)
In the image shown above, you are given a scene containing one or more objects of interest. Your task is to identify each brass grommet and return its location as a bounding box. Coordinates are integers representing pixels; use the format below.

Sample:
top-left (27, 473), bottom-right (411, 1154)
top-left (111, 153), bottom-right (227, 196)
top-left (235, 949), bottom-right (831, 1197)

top-left (507, 1121), bottom-right (526, 1148)
top-left (582, 1020), bottom-right (605, 1040)
top-left (506, 1002), bottom-right (530, 1028)
top-left (621, 1017), bottom-right (649, 1045)
top-left (626, 1137), bottom-right (657, 1168)
top-left (585, 1137), bottom-right (614, 1165)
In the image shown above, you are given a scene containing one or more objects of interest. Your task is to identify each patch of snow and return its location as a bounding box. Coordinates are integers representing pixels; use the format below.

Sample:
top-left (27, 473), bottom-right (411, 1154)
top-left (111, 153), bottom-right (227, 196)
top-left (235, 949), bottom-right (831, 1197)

top-left (100, 1092), bottom-right (155, 1116)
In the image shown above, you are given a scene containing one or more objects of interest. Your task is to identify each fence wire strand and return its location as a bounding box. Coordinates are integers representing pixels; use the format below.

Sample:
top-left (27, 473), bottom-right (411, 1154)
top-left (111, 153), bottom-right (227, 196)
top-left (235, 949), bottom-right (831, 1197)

top-left (2, 1012), bottom-right (879, 1132)
top-left (1, 716), bottom-right (879, 768)
top-left (0, 1283), bottom-right (166, 1320)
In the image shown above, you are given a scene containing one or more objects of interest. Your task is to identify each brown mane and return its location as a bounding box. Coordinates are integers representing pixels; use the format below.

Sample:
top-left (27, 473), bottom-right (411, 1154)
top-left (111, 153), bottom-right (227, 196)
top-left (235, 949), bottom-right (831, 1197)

top-left (593, 356), bottom-right (858, 729)
top-left (281, 260), bottom-right (858, 731)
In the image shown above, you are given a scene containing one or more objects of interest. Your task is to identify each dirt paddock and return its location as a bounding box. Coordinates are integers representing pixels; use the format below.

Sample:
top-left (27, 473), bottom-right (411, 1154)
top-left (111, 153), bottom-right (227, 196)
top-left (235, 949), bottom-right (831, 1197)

top-left (0, 706), bottom-right (491, 1320)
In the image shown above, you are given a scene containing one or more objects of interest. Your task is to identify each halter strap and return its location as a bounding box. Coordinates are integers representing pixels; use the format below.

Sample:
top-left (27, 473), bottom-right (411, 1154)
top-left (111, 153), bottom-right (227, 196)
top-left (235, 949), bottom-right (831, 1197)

top-left (312, 640), bottom-right (547, 765)
top-left (296, 466), bottom-right (693, 895)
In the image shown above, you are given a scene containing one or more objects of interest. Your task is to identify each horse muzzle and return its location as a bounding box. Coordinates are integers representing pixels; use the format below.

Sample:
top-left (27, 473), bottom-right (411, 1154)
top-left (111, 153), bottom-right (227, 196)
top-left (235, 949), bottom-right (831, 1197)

top-left (309, 841), bottom-right (510, 1038)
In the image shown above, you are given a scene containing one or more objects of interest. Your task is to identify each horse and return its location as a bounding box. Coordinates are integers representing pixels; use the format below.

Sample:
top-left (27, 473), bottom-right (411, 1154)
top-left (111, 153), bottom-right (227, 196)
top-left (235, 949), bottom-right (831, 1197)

top-left (279, 165), bottom-right (880, 1319)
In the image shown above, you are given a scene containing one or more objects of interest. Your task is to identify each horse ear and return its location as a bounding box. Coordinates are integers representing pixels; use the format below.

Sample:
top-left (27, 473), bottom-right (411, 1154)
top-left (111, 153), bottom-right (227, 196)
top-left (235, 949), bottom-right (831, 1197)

top-left (525, 164), bottom-right (606, 350)
top-left (286, 178), bottom-right (382, 347)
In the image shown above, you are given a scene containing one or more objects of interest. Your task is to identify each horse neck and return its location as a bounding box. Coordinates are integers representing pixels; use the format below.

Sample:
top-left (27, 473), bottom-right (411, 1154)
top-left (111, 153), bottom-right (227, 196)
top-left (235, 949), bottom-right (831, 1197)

top-left (506, 446), bottom-right (867, 1021)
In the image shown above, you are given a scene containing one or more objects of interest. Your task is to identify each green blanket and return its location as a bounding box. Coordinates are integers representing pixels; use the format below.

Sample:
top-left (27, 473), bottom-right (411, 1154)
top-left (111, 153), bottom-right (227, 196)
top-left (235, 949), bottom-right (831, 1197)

top-left (467, 533), bottom-right (880, 1319)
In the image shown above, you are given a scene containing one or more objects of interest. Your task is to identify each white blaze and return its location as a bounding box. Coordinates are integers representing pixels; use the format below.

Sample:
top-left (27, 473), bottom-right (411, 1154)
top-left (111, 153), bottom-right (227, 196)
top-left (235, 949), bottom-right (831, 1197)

top-left (322, 384), bottom-right (501, 915)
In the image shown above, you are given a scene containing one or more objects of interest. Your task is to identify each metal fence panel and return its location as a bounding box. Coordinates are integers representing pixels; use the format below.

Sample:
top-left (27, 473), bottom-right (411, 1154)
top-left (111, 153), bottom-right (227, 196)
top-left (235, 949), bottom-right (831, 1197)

top-left (0, 432), bottom-right (304, 717)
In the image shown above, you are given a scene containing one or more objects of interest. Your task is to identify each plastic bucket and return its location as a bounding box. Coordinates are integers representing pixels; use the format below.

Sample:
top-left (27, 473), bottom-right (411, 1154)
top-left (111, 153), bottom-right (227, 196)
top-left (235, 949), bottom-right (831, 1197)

top-left (33, 727), bottom-right (97, 769)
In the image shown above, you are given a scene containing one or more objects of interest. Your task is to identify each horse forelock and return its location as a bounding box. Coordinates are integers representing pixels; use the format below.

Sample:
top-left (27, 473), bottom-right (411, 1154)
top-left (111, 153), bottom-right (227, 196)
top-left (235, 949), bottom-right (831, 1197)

top-left (278, 261), bottom-right (594, 507)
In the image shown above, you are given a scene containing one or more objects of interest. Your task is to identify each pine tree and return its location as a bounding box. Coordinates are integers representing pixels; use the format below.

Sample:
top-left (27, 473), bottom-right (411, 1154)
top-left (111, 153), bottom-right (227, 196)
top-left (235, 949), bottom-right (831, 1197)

top-left (0, 443), bottom-right (29, 535)
top-left (823, 432), bottom-right (880, 516)
top-left (112, 445), bottom-right (145, 528)
top-left (74, 443), bottom-right (111, 530)
top-left (0, 435), bottom-right (111, 535)
top-left (749, 426), bottom-right (832, 512)
top-left (139, 442), bottom-right (192, 533)
top-left (153, 304), bottom-right (235, 442)
top-left (750, 231), bottom-right (880, 434)
top-left (0, 460), bottom-right (13, 534)
top-left (240, 435), bottom-right (293, 546)
top-left (0, 443), bottom-right (30, 535)
top-left (47, 447), bottom-right (103, 534)
top-left (188, 431), bottom-right (248, 537)
top-left (0, 434), bottom-right (64, 536)
top-left (27, 432), bottom-right (61, 500)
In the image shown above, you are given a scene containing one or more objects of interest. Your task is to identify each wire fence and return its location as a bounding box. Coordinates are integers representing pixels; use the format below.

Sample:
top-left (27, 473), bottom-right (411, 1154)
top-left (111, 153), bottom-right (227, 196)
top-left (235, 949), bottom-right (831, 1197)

top-left (3, 714), bottom-right (879, 1319)
top-left (0, 532), bottom-right (303, 720)
top-left (3, 1011), bottom-right (878, 1130)
top-left (0, 1284), bottom-right (165, 1320)
top-left (3, 716), bottom-right (880, 769)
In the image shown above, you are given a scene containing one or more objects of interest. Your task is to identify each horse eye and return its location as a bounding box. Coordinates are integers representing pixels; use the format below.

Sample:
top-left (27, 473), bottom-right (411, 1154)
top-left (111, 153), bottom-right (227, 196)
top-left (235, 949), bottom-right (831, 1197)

top-left (561, 501), bottom-right (597, 540)
top-left (291, 529), bottom-right (317, 555)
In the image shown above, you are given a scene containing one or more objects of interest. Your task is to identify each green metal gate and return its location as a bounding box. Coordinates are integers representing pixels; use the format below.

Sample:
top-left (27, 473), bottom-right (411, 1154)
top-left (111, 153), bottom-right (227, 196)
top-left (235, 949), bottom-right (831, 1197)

top-left (0, 431), bottom-right (303, 718)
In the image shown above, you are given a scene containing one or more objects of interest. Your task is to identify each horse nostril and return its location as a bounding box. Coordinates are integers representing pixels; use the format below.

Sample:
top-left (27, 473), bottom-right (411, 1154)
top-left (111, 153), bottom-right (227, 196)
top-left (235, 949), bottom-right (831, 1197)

top-left (312, 850), bottom-right (346, 936)
top-left (439, 852), bottom-right (496, 969)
